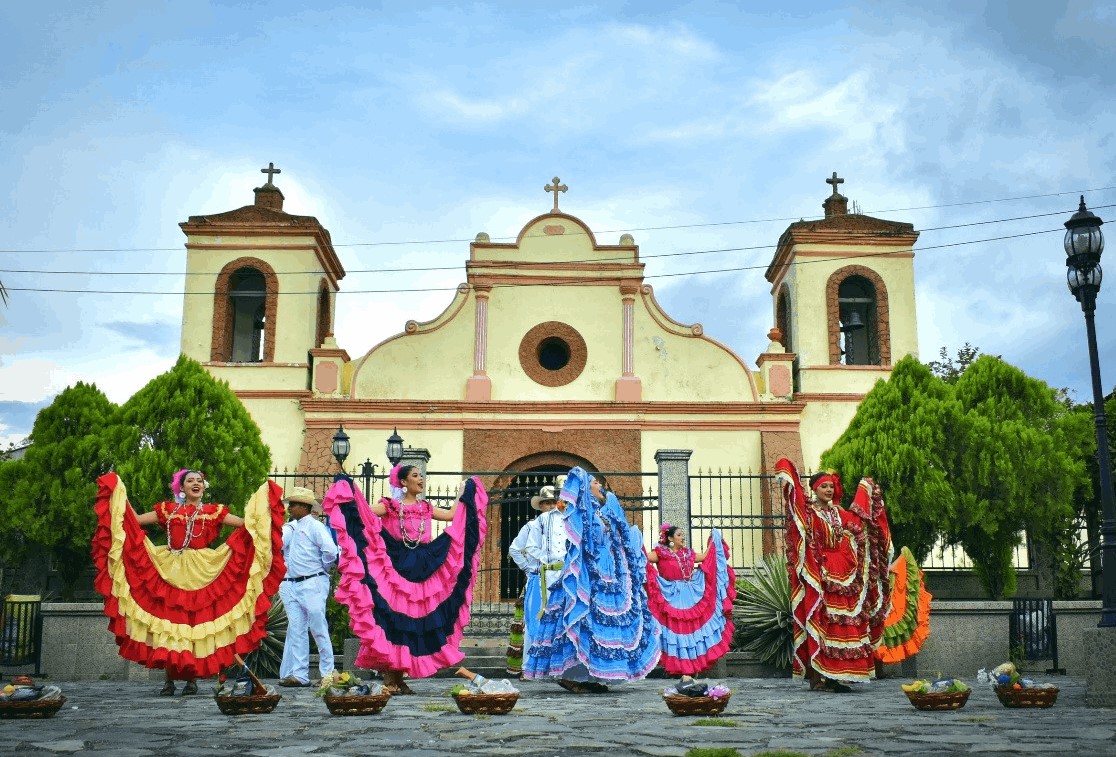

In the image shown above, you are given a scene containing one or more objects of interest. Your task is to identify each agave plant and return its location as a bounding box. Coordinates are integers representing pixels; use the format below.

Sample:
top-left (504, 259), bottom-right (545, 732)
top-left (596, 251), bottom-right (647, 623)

top-left (733, 552), bottom-right (793, 671)
top-left (233, 594), bottom-right (288, 679)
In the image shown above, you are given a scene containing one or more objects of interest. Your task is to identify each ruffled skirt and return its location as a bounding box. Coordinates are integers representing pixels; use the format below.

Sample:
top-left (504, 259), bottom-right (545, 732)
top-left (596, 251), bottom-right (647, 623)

top-left (876, 546), bottom-right (932, 664)
top-left (91, 473), bottom-right (285, 679)
top-left (523, 522), bottom-right (661, 682)
top-left (645, 530), bottom-right (736, 676)
top-left (324, 478), bottom-right (488, 678)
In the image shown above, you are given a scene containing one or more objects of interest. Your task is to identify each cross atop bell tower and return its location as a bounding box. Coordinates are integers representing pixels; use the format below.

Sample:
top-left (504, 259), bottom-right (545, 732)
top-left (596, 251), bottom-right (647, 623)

top-left (823, 171), bottom-right (849, 218)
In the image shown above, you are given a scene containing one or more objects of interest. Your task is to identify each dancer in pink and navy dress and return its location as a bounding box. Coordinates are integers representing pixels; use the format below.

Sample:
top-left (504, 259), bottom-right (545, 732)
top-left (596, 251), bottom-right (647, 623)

top-left (645, 524), bottom-right (736, 676)
top-left (321, 464), bottom-right (487, 694)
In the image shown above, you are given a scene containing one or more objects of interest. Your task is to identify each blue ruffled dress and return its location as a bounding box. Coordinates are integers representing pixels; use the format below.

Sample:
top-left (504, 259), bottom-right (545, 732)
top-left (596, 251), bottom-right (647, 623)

top-left (523, 467), bottom-right (661, 682)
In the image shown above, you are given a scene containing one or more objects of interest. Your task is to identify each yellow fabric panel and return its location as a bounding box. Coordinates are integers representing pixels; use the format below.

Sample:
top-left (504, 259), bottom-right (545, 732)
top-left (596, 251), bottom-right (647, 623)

top-left (104, 480), bottom-right (275, 654)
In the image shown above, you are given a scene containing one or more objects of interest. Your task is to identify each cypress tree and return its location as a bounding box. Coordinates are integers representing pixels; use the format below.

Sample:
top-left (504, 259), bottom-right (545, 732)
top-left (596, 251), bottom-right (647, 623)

top-left (113, 355), bottom-right (271, 516)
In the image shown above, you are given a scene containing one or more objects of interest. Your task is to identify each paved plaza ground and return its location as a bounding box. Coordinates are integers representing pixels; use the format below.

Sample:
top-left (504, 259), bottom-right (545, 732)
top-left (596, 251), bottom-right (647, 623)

top-left (4, 675), bottom-right (1115, 756)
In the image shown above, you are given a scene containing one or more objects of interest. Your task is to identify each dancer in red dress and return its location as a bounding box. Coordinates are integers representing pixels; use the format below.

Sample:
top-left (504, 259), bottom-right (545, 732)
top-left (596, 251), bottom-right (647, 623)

top-left (91, 469), bottom-right (285, 695)
top-left (775, 458), bottom-right (891, 692)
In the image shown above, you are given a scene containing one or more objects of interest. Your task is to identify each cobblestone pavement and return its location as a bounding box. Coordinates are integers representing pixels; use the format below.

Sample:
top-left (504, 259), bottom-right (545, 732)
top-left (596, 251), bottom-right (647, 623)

top-left (5, 676), bottom-right (1116, 756)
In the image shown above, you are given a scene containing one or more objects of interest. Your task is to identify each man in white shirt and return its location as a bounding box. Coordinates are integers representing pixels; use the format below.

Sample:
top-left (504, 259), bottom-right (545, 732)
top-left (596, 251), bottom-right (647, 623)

top-left (506, 480), bottom-right (563, 676)
top-left (278, 487), bottom-right (339, 687)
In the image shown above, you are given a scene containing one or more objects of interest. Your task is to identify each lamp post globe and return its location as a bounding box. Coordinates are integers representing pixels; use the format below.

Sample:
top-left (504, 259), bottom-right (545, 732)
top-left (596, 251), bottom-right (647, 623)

top-left (331, 425), bottom-right (351, 471)
top-left (1064, 196), bottom-right (1116, 628)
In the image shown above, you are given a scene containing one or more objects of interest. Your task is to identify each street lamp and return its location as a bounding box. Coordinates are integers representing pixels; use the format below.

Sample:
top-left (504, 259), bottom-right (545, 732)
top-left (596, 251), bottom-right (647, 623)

top-left (331, 425), bottom-right (351, 471)
top-left (1064, 196), bottom-right (1116, 627)
top-left (386, 428), bottom-right (405, 466)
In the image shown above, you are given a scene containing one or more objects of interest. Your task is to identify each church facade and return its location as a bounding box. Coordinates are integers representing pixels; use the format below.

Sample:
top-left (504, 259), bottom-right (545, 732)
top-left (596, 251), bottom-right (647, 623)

top-left (178, 171), bottom-right (918, 579)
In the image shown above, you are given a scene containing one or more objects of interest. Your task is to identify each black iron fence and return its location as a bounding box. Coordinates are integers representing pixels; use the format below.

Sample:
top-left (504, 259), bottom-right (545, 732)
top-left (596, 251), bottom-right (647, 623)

top-left (1, 596), bottom-right (42, 674)
top-left (690, 470), bottom-right (783, 577)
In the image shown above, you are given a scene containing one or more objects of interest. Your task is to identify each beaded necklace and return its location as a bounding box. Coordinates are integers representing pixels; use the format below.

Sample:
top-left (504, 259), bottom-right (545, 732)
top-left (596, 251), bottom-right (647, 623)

top-left (398, 498), bottom-right (426, 549)
top-left (166, 502), bottom-right (201, 555)
top-left (666, 545), bottom-right (695, 581)
top-left (814, 502), bottom-right (843, 543)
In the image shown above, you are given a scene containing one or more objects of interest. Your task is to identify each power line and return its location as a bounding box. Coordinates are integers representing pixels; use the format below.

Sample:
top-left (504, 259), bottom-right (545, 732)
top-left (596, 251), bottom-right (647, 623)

top-left (1, 228), bottom-right (1062, 296)
top-left (0, 184), bottom-right (1111, 255)
top-left (2, 205), bottom-right (1106, 279)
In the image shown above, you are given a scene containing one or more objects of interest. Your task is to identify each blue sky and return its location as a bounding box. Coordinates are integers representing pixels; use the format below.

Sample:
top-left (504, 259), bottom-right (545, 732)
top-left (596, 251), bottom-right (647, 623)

top-left (2, 1), bottom-right (1115, 449)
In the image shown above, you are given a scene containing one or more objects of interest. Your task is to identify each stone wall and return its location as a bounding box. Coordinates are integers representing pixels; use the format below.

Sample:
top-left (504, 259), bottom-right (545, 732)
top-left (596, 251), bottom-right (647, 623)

top-left (39, 603), bottom-right (158, 682)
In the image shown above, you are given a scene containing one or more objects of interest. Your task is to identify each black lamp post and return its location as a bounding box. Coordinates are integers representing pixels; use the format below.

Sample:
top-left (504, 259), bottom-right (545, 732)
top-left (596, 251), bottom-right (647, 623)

top-left (386, 428), bottom-right (405, 466)
top-left (1064, 196), bottom-right (1116, 628)
top-left (331, 425), bottom-right (351, 472)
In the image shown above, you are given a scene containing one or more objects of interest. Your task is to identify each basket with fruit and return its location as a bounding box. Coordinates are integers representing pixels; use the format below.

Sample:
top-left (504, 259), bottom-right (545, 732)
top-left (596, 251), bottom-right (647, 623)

top-left (901, 678), bottom-right (971, 710)
top-left (988, 662), bottom-right (1059, 708)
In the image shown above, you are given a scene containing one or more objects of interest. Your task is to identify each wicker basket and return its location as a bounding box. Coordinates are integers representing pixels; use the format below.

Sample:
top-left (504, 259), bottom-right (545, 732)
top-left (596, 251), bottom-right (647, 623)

top-left (905, 689), bottom-right (971, 711)
top-left (994, 686), bottom-right (1059, 708)
top-left (452, 692), bottom-right (519, 715)
top-left (663, 692), bottom-right (732, 716)
top-left (0, 696), bottom-right (67, 719)
top-left (214, 692), bottom-right (281, 715)
top-left (323, 692), bottom-right (391, 716)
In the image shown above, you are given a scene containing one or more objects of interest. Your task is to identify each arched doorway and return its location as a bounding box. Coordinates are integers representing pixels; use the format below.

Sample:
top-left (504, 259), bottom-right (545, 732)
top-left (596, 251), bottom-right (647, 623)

top-left (497, 465), bottom-right (568, 600)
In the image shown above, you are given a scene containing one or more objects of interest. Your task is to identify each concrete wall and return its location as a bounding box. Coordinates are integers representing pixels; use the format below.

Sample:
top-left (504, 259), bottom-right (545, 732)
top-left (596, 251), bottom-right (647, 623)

top-left (39, 603), bottom-right (158, 681)
top-left (902, 599), bottom-right (1102, 679)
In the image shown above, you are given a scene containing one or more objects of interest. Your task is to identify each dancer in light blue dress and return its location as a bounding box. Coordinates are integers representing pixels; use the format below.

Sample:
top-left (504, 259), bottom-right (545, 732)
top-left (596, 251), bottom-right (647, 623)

top-left (523, 467), bottom-right (661, 692)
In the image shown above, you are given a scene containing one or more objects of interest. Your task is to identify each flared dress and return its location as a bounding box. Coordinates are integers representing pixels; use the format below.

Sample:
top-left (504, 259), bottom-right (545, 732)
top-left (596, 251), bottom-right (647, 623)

top-left (645, 530), bottom-right (737, 676)
top-left (91, 473), bottom-right (286, 679)
top-left (875, 545), bottom-right (932, 664)
top-left (523, 467), bottom-right (661, 682)
top-left (321, 477), bottom-right (488, 678)
top-left (776, 458), bottom-right (891, 683)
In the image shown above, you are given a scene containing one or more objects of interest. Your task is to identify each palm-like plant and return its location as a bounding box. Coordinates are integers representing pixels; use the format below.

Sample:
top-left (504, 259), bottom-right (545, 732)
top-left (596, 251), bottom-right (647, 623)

top-left (732, 552), bottom-right (793, 670)
top-left (234, 595), bottom-right (288, 678)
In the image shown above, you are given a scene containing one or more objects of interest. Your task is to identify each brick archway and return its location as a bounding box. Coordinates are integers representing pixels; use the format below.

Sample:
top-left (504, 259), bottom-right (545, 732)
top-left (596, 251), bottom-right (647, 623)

top-left (825, 265), bottom-right (891, 366)
top-left (211, 257), bottom-right (279, 362)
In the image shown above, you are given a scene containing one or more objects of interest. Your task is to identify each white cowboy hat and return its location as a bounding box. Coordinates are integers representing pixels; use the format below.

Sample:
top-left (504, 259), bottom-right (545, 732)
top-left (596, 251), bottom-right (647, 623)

top-left (530, 484), bottom-right (559, 511)
top-left (284, 486), bottom-right (322, 514)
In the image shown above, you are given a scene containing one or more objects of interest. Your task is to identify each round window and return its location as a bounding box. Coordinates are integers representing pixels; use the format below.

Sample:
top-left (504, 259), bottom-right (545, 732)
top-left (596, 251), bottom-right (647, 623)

top-left (518, 322), bottom-right (587, 387)
top-left (537, 337), bottom-right (571, 371)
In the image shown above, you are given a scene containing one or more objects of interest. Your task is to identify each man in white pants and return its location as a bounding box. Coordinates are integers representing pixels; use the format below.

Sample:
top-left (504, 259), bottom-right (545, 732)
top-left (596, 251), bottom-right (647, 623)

top-left (278, 487), bottom-right (339, 687)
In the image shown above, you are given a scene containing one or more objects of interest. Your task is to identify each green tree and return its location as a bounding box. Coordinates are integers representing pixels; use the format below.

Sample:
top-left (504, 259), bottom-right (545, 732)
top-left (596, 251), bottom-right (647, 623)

top-left (820, 355), bottom-right (959, 562)
top-left (112, 355), bottom-right (271, 515)
top-left (4, 383), bottom-right (117, 597)
top-left (926, 342), bottom-right (985, 384)
top-left (950, 356), bottom-right (1092, 598)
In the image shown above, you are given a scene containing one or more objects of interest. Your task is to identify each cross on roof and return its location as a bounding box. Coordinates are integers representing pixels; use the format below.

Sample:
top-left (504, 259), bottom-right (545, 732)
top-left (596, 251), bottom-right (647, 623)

top-left (260, 162), bottom-right (282, 185)
top-left (545, 176), bottom-right (568, 212)
top-left (826, 171), bottom-right (844, 196)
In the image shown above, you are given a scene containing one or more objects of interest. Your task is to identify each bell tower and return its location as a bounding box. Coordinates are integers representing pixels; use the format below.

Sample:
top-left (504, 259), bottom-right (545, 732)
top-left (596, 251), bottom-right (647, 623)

top-left (764, 173), bottom-right (920, 397)
top-left (178, 164), bottom-right (346, 391)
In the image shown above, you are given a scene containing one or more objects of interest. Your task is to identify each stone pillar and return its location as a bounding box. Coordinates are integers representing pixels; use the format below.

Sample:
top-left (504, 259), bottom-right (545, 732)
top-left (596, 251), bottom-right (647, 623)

top-left (401, 447), bottom-right (431, 478)
top-left (465, 285), bottom-right (492, 400)
top-left (615, 284), bottom-right (642, 401)
top-left (655, 449), bottom-right (692, 538)
top-left (1083, 627), bottom-right (1116, 707)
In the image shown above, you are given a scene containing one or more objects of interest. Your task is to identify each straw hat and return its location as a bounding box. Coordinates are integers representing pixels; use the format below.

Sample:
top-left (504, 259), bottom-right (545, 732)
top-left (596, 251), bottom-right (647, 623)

top-left (530, 484), bottom-right (559, 511)
top-left (284, 486), bottom-right (322, 514)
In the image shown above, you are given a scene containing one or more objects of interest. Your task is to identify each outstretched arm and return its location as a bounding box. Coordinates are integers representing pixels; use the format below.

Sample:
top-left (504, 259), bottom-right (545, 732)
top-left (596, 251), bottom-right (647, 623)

top-left (222, 513), bottom-right (245, 528)
top-left (134, 510), bottom-right (158, 526)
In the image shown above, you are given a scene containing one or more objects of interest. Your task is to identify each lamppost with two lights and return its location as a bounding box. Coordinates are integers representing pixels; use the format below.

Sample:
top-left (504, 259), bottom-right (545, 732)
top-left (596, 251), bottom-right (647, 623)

top-left (1063, 196), bottom-right (1116, 627)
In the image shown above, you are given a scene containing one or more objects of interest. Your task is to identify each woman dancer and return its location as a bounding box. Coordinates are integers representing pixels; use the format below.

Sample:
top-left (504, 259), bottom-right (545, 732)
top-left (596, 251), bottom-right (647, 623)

top-left (322, 464), bottom-right (487, 694)
top-left (91, 469), bottom-right (285, 695)
top-left (645, 524), bottom-right (736, 676)
top-left (775, 457), bottom-right (891, 692)
top-left (523, 467), bottom-right (661, 692)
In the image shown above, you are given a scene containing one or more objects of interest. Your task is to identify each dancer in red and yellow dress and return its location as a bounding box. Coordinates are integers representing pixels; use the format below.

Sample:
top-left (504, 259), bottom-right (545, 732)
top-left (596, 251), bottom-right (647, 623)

top-left (91, 469), bottom-right (285, 695)
top-left (775, 458), bottom-right (891, 692)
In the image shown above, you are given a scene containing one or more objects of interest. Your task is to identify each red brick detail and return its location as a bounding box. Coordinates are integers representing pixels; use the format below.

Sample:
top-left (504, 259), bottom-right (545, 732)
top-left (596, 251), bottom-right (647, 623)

top-left (210, 257), bottom-right (279, 363)
top-left (825, 265), bottom-right (891, 366)
top-left (315, 279), bottom-right (330, 349)
top-left (759, 430), bottom-right (803, 557)
top-left (518, 321), bottom-right (588, 387)
top-left (463, 428), bottom-right (641, 602)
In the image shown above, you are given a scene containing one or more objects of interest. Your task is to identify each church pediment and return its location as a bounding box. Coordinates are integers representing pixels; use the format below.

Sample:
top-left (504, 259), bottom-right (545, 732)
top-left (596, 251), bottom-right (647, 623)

top-left (782, 212), bottom-right (915, 237)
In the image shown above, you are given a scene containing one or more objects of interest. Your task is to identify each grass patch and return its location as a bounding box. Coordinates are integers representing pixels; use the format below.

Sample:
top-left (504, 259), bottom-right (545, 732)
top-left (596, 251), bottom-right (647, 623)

top-left (692, 718), bottom-right (739, 727)
top-left (824, 748), bottom-right (864, 757)
top-left (685, 749), bottom-right (742, 757)
top-left (422, 703), bottom-right (456, 713)
top-left (473, 713), bottom-right (491, 721)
